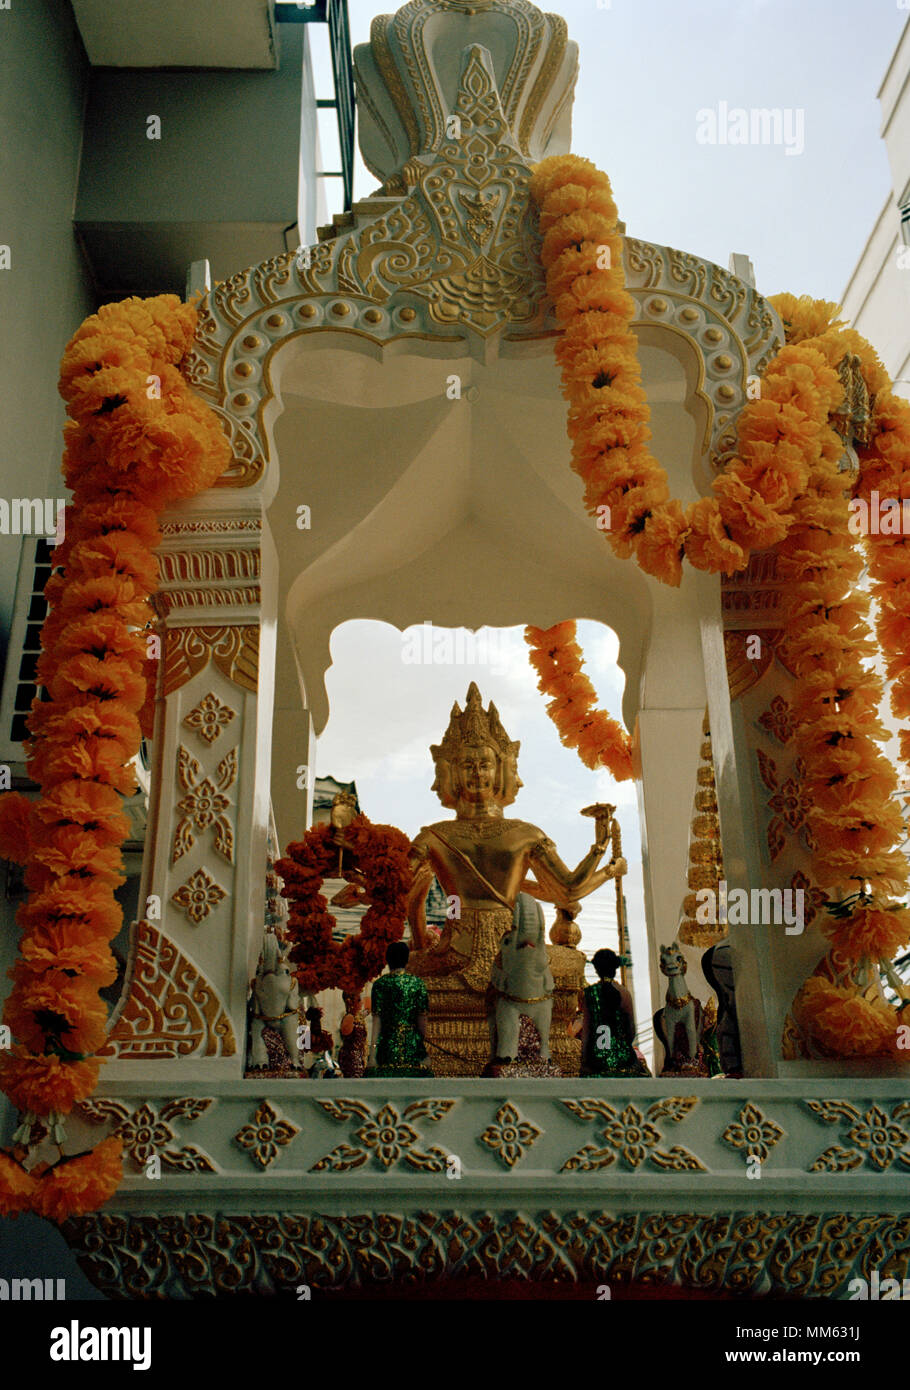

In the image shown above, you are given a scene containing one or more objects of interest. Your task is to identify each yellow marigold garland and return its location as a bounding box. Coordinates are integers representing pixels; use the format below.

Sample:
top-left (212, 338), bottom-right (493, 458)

top-left (526, 156), bottom-right (910, 1057)
top-left (0, 294), bottom-right (230, 1218)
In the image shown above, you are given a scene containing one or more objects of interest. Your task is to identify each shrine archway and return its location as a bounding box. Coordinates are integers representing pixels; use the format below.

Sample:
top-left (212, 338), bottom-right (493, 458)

top-left (263, 325), bottom-right (723, 1055)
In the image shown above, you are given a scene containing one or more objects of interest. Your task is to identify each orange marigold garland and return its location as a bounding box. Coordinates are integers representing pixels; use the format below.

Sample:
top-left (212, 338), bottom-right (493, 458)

top-left (0, 294), bottom-right (230, 1219)
top-left (527, 155), bottom-right (910, 1057)
top-left (524, 622), bottom-right (632, 781)
top-left (276, 817), bottom-right (413, 996)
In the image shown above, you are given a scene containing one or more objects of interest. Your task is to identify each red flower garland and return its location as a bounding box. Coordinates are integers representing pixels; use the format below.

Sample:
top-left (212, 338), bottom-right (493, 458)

top-left (276, 817), bottom-right (413, 996)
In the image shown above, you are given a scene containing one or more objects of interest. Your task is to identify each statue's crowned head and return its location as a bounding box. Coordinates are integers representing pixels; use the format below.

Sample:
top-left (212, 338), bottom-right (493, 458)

top-left (431, 682), bottom-right (521, 809)
top-left (330, 790), bottom-right (358, 830)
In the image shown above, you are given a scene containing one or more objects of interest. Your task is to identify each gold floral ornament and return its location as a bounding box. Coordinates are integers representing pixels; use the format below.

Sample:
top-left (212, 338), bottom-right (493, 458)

top-left (172, 745), bottom-right (236, 864)
top-left (233, 1100), bottom-right (299, 1170)
top-left (183, 692), bottom-right (235, 745)
top-left (805, 1100), bottom-right (910, 1172)
top-left (311, 1098), bottom-right (455, 1172)
top-left (721, 1103), bottom-right (784, 1163)
top-left (479, 1102), bottom-right (541, 1169)
top-left (171, 868), bottom-right (227, 925)
top-left (77, 1097), bottom-right (216, 1173)
top-left (758, 695), bottom-right (797, 746)
top-left (789, 870), bottom-right (827, 931)
top-left (561, 1097), bottom-right (705, 1172)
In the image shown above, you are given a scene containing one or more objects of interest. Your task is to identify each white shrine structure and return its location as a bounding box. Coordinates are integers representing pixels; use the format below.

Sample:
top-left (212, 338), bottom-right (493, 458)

top-left (60, 0), bottom-right (909, 1297)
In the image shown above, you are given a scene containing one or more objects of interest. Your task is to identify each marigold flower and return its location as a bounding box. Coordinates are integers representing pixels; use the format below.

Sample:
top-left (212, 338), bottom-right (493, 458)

top-left (0, 793), bottom-right (35, 865)
top-left (0, 1151), bottom-right (37, 1217)
top-left (683, 499), bottom-right (746, 574)
top-left (32, 1136), bottom-right (123, 1223)
top-left (0, 1051), bottom-right (101, 1117)
top-left (4, 971), bottom-right (109, 1055)
top-left (825, 904), bottom-right (910, 962)
top-left (792, 977), bottom-right (898, 1057)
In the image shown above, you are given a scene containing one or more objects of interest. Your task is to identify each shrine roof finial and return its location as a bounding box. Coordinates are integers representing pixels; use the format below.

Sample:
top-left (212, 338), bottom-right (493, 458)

top-left (353, 0), bottom-right (578, 183)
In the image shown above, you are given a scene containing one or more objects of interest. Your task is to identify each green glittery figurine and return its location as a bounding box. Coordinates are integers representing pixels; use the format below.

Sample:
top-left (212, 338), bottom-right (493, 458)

top-left (580, 948), bottom-right (650, 1078)
top-left (366, 941), bottom-right (434, 1077)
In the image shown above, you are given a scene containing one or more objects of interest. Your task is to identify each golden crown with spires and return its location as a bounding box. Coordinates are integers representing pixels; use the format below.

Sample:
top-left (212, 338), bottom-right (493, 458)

top-left (430, 683), bottom-right (522, 807)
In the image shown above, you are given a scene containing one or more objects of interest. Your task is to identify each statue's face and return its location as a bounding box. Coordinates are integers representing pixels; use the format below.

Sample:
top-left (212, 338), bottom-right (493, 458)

top-left (455, 744), bottom-right (498, 803)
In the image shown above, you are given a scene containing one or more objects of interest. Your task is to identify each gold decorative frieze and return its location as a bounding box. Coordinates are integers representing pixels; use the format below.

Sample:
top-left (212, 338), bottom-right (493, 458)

top-left (99, 921), bottom-right (236, 1059)
top-left (61, 1209), bottom-right (910, 1299)
top-left (159, 518), bottom-right (262, 536)
top-left (153, 585), bottom-right (261, 616)
top-left (158, 549), bottom-right (260, 583)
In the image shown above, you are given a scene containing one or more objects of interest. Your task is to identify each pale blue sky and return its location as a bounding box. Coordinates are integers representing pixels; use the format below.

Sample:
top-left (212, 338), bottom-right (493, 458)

top-left (312, 0), bottom-right (907, 302)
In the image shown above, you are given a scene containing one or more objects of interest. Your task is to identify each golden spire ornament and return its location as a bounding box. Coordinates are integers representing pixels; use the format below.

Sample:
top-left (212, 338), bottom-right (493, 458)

top-left (678, 710), bottom-right (727, 948)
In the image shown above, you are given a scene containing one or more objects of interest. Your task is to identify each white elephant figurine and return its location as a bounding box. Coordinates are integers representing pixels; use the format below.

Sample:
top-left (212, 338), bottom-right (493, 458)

top-left (488, 893), bottom-right (554, 1063)
top-left (248, 934), bottom-right (301, 1070)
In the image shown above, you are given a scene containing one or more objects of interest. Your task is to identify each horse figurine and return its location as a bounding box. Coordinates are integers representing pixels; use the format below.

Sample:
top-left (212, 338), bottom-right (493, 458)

top-left (653, 941), bottom-right (710, 1077)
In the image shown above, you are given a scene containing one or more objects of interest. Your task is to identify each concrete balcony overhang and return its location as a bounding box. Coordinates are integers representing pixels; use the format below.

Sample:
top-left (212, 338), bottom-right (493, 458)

top-left (70, 0), bottom-right (278, 69)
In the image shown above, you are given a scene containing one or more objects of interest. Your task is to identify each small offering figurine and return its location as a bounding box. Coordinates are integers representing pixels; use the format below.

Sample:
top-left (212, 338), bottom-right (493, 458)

top-left (338, 990), bottom-right (369, 1078)
top-left (247, 933), bottom-right (302, 1074)
top-left (366, 941), bottom-right (433, 1076)
top-left (654, 941), bottom-right (710, 1077)
top-left (580, 948), bottom-right (650, 1077)
top-left (302, 1005), bottom-right (339, 1078)
top-left (486, 893), bottom-right (560, 1076)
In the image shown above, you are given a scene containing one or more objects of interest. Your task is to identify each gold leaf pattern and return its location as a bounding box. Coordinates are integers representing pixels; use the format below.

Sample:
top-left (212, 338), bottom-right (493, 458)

top-left (99, 921), bottom-right (235, 1058)
top-left (172, 743), bottom-right (236, 866)
top-left (77, 1099), bottom-right (217, 1174)
top-left (650, 1146), bottom-right (707, 1172)
top-left (805, 1101), bottom-right (910, 1171)
top-left (758, 694), bottom-right (796, 745)
top-left (312, 1100), bottom-right (454, 1172)
top-left (62, 1209), bottom-right (910, 1299)
top-left (171, 867), bottom-right (227, 924)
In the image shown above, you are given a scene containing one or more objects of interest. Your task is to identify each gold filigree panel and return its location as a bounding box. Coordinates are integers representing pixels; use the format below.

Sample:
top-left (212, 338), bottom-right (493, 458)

top-left (163, 625), bottom-right (259, 696)
top-left (99, 921), bottom-right (236, 1059)
top-left (172, 745), bottom-right (237, 866)
top-left (77, 1098), bottom-right (217, 1174)
top-left (62, 1209), bottom-right (910, 1299)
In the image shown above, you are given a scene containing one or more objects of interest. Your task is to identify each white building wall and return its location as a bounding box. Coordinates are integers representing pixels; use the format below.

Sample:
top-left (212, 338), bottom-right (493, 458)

top-left (842, 18), bottom-right (910, 399)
